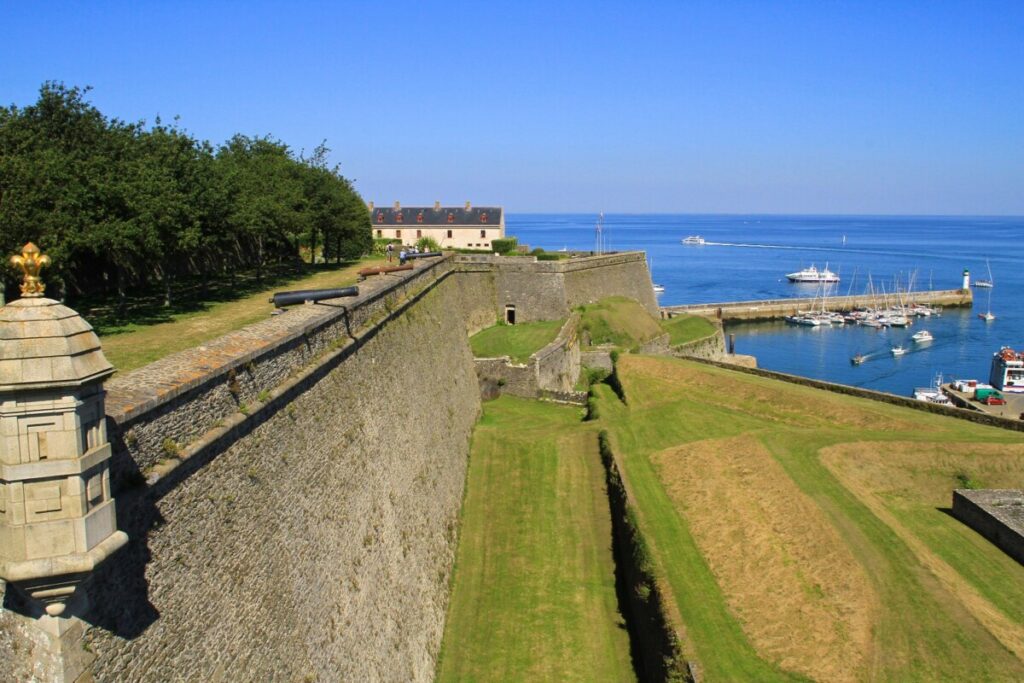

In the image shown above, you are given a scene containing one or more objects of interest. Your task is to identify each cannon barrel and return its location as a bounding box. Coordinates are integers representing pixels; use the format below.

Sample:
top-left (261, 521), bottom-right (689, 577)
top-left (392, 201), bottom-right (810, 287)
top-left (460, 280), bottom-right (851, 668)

top-left (270, 286), bottom-right (359, 308)
top-left (357, 264), bottom-right (414, 277)
top-left (406, 251), bottom-right (443, 260)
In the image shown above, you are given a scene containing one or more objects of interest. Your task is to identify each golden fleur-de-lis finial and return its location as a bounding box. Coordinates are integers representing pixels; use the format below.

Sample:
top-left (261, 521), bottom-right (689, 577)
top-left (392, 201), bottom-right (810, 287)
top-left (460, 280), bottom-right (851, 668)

top-left (9, 242), bottom-right (52, 298)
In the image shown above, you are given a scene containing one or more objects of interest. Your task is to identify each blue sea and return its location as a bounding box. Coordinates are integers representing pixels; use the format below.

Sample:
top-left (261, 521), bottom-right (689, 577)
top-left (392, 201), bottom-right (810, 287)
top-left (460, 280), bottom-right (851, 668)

top-left (507, 214), bottom-right (1024, 397)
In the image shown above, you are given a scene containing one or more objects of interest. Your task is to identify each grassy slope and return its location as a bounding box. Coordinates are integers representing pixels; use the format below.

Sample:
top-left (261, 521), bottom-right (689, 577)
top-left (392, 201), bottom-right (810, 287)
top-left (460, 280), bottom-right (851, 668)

top-left (437, 396), bottom-right (635, 683)
top-left (469, 319), bottom-right (565, 362)
top-left (97, 257), bottom-right (382, 371)
top-left (660, 314), bottom-right (717, 346)
top-left (598, 355), bottom-right (1024, 682)
top-left (578, 296), bottom-right (663, 350)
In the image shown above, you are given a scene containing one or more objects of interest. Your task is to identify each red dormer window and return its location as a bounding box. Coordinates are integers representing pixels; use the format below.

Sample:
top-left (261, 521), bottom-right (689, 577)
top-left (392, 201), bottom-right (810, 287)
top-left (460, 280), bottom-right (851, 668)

top-left (396, 212), bottom-right (404, 223)
top-left (480, 212), bottom-right (488, 223)
top-left (447, 213), bottom-right (455, 223)
top-left (417, 212), bottom-right (424, 223)
top-left (376, 212), bottom-right (384, 223)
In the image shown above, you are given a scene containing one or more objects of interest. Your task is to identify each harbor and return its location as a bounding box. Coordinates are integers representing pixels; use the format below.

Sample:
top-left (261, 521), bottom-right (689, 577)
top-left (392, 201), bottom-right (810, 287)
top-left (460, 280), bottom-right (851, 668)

top-left (661, 288), bottom-right (972, 322)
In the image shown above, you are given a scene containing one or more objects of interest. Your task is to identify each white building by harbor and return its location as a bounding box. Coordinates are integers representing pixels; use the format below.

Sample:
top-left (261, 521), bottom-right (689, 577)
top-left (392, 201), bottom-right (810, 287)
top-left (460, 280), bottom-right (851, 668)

top-left (369, 201), bottom-right (505, 250)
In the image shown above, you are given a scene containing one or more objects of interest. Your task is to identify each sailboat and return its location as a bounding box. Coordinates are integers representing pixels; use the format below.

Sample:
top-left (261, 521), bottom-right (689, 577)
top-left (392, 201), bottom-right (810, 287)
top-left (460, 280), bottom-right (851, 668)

top-left (978, 260), bottom-right (996, 321)
top-left (974, 259), bottom-right (994, 288)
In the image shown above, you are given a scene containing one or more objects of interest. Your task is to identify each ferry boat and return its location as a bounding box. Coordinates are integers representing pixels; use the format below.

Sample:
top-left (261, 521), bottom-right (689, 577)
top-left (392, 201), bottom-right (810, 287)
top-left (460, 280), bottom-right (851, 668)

top-left (785, 264), bottom-right (840, 283)
top-left (911, 330), bottom-right (933, 343)
top-left (681, 235), bottom-right (705, 245)
top-left (989, 347), bottom-right (1024, 393)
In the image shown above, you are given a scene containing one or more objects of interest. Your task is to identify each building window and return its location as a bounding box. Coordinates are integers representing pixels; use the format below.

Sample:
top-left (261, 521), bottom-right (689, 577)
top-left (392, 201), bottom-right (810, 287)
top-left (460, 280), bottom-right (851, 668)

top-left (416, 229), bottom-right (422, 238)
top-left (481, 212), bottom-right (488, 223)
top-left (376, 229), bottom-right (382, 238)
top-left (376, 212), bottom-right (384, 223)
top-left (447, 230), bottom-right (453, 239)
top-left (417, 212), bottom-right (424, 223)
top-left (447, 213), bottom-right (455, 223)
top-left (480, 230), bottom-right (486, 239)
top-left (396, 212), bottom-right (403, 223)
top-left (396, 230), bottom-right (401, 238)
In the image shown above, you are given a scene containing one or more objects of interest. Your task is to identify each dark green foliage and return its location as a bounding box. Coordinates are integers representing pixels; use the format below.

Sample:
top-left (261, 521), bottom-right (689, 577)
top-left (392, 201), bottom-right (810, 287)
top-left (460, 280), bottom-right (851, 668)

top-left (536, 253), bottom-right (562, 261)
top-left (416, 236), bottom-right (441, 252)
top-left (491, 237), bottom-right (518, 254)
top-left (0, 83), bottom-right (371, 302)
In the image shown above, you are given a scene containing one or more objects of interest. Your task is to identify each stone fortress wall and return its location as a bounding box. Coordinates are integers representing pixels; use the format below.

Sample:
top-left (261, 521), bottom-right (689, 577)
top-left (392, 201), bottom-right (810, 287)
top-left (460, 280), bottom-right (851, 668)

top-left (474, 313), bottom-right (584, 402)
top-left (1, 251), bottom-right (656, 682)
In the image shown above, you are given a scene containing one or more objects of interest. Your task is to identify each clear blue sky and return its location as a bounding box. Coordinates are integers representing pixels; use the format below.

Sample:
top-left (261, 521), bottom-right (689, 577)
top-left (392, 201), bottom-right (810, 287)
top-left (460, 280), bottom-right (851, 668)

top-left (2, 1), bottom-right (1022, 214)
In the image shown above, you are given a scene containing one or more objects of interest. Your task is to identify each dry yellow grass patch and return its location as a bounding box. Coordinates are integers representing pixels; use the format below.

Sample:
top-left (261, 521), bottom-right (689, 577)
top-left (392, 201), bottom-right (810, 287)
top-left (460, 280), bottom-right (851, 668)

top-left (822, 442), bottom-right (1024, 661)
top-left (653, 435), bottom-right (877, 682)
top-left (622, 356), bottom-right (920, 431)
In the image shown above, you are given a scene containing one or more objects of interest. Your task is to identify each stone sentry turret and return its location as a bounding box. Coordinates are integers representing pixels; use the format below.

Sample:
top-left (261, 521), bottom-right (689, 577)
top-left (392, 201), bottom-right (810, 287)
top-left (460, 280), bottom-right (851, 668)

top-left (0, 243), bottom-right (127, 678)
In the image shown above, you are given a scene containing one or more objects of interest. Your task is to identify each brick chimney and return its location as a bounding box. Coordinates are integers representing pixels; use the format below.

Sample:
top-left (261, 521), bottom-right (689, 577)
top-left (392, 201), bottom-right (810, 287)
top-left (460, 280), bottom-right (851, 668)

top-left (465, 201), bottom-right (471, 210)
top-left (367, 201), bottom-right (374, 211)
top-left (393, 200), bottom-right (401, 210)
top-left (434, 200), bottom-right (441, 211)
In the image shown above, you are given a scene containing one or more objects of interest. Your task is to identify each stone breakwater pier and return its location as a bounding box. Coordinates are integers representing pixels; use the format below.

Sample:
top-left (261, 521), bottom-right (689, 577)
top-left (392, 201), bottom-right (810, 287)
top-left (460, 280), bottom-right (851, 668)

top-left (661, 288), bottom-right (972, 321)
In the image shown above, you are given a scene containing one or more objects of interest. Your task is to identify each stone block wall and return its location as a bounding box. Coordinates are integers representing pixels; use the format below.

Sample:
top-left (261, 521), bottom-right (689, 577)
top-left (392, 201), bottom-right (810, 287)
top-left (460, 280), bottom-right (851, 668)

top-left (455, 252), bottom-right (657, 324)
top-left (474, 315), bottom-right (582, 399)
top-left (75, 274), bottom-right (483, 682)
top-left (952, 489), bottom-right (1024, 564)
top-left (670, 328), bottom-right (728, 361)
top-left (104, 257), bottom-right (455, 481)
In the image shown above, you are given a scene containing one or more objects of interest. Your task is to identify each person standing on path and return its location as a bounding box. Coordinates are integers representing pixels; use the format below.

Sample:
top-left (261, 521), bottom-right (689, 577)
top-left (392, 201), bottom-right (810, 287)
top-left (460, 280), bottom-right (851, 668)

top-left (386, 242), bottom-right (394, 262)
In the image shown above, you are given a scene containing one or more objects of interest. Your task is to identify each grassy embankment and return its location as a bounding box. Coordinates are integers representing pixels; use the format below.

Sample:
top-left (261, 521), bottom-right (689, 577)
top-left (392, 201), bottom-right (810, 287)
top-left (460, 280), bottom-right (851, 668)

top-left (468, 319), bottom-right (565, 362)
top-left (577, 295), bottom-right (663, 349)
top-left (437, 396), bottom-right (635, 682)
top-left (597, 354), bottom-right (1024, 682)
top-left (92, 257), bottom-right (382, 372)
top-left (660, 314), bottom-right (717, 346)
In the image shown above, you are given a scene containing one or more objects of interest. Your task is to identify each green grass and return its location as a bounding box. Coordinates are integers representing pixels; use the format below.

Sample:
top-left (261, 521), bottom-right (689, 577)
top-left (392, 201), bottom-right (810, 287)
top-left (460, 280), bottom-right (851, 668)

top-left (660, 314), bottom-right (717, 346)
top-left (437, 396), bottom-right (635, 682)
top-left (94, 257), bottom-right (383, 371)
top-left (469, 319), bottom-right (565, 362)
top-left (577, 296), bottom-right (663, 350)
top-left (596, 355), bottom-right (1024, 681)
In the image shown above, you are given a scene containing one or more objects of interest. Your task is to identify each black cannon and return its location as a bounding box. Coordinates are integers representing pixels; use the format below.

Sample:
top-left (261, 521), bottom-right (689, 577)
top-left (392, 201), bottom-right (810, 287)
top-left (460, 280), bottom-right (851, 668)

top-left (405, 251), bottom-right (443, 260)
top-left (269, 286), bottom-right (359, 308)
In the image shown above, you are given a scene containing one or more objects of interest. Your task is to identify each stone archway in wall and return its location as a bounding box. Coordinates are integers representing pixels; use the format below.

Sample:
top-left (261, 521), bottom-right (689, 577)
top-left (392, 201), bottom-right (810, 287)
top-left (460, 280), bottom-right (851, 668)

top-left (505, 304), bottom-right (516, 325)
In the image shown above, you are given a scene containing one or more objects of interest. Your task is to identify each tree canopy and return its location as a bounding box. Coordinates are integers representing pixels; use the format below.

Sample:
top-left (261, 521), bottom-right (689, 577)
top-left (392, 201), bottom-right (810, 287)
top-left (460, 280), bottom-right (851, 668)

top-left (0, 82), bottom-right (371, 303)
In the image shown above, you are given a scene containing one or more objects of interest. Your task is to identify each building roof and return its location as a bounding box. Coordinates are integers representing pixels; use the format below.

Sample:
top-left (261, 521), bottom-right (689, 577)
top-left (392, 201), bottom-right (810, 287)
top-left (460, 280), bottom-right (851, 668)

top-left (372, 206), bottom-right (503, 227)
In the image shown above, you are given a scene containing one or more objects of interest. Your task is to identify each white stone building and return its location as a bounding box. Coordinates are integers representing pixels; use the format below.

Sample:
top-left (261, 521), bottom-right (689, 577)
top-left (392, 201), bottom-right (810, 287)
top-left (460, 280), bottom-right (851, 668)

top-left (369, 201), bottom-right (505, 250)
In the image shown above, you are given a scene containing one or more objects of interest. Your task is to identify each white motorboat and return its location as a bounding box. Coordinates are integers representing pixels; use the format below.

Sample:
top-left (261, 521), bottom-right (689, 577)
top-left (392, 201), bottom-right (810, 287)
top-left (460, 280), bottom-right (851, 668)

top-left (911, 330), bottom-right (933, 343)
top-left (681, 235), bottom-right (705, 245)
top-left (785, 264), bottom-right (840, 283)
top-left (652, 284), bottom-right (665, 294)
top-left (913, 374), bottom-right (952, 405)
top-left (891, 345), bottom-right (907, 356)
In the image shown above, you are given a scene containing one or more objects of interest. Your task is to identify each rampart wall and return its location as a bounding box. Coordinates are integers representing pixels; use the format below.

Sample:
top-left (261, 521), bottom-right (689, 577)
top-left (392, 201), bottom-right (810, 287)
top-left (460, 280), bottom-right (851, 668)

top-left (474, 314), bottom-right (584, 402)
top-left (952, 489), bottom-right (1024, 565)
top-left (11, 257), bottom-right (485, 682)
top-left (456, 252), bottom-right (657, 323)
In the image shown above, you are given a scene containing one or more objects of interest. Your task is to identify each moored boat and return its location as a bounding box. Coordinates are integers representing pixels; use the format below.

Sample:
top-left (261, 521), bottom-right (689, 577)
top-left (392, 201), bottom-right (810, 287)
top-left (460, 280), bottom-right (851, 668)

top-left (911, 330), bottom-right (933, 343)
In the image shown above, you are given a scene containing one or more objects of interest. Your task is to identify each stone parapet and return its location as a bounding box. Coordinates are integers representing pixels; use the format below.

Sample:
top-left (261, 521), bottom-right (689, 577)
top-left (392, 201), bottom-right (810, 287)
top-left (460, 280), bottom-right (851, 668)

top-left (474, 315), bottom-right (582, 399)
top-left (952, 489), bottom-right (1024, 564)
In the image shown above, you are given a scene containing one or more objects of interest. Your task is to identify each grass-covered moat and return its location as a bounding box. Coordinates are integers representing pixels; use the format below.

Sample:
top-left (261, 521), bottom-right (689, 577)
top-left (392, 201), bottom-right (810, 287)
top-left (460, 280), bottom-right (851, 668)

top-left (443, 354), bottom-right (1024, 681)
top-left (437, 396), bottom-right (636, 682)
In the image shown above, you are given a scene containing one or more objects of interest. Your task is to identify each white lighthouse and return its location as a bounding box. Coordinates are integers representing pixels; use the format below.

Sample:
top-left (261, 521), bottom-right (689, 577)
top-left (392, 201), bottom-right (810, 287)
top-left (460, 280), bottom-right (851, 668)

top-left (962, 268), bottom-right (970, 291)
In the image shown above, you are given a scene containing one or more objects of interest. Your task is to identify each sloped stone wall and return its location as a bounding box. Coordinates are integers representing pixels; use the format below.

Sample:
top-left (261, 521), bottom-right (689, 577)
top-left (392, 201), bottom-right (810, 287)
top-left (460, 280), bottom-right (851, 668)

top-left (78, 278), bottom-right (482, 682)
